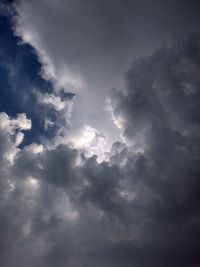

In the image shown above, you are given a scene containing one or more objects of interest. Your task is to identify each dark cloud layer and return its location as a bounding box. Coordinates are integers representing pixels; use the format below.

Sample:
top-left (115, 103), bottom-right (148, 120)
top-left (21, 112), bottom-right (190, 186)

top-left (1, 33), bottom-right (200, 267)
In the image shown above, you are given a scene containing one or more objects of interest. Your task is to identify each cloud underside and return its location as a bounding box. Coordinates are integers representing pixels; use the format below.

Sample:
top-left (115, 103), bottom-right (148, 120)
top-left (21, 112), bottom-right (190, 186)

top-left (1, 30), bottom-right (200, 267)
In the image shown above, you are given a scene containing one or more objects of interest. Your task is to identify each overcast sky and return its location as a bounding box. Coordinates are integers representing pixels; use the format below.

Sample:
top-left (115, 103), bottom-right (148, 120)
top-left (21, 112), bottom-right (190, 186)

top-left (1, 0), bottom-right (200, 266)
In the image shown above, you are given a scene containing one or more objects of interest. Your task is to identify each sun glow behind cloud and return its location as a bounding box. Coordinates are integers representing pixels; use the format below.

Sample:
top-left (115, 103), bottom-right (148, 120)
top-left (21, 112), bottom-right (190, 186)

top-left (68, 125), bottom-right (107, 162)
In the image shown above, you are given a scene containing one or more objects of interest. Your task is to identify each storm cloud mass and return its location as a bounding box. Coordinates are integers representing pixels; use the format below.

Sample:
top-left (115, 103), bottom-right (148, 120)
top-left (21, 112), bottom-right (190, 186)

top-left (1, 0), bottom-right (200, 266)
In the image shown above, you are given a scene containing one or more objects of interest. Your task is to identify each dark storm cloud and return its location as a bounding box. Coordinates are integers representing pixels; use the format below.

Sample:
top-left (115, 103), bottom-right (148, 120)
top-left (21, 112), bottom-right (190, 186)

top-left (110, 34), bottom-right (200, 224)
top-left (1, 32), bottom-right (200, 267)
top-left (1, 1), bottom-right (200, 267)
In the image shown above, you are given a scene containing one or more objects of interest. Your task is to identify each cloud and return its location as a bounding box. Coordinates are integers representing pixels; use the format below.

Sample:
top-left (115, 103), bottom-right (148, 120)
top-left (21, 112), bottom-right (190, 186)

top-left (1, 3), bottom-right (200, 266)
top-left (109, 35), bottom-right (200, 225)
top-left (13, 0), bottom-right (200, 152)
top-left (14, 0), bottom-right (176, 148)
top-left (0, 112), bottom-right (31, 163)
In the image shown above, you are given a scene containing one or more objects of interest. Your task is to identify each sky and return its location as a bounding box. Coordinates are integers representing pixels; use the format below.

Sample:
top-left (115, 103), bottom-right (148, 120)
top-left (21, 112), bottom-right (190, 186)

top-left (1, 0), bottom-right (200, 266)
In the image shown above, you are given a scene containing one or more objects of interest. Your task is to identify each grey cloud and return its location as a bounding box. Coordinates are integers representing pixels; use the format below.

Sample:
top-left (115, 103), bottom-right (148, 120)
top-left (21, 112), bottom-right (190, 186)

top-left (1, 34), bottom-right (200, 266)
top-left (110, 34), bottom-right (200, 227)
top-left (15, 0), bottom-right (200, 146)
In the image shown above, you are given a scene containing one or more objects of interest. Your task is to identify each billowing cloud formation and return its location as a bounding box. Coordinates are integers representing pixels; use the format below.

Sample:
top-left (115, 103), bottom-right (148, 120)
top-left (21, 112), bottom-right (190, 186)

top-left (16, 0), bottom-right (193, 147)
top-left (13, 0), bottom-right (200, 153)
top-left (1, 33), bottom-right (200, 267)
top-left (110, 35), bottom-right (200, 221)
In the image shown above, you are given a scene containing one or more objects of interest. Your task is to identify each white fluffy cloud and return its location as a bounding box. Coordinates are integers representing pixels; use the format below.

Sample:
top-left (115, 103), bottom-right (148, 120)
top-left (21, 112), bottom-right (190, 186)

top-left (0, 112), bottom-right (31, 134)
top-left (0, 112), bottom-right (31, 163)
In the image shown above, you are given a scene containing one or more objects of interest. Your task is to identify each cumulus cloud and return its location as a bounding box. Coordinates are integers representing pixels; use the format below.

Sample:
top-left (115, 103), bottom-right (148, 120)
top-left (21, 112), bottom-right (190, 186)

top-left (14, 0), bottom-right (200, 155)
top-left (1, 33), bottom-right (200, 266)
top-left (109, 36), bottom-right (200, 225)
top-left (1, 0), bottom-right (200, 265)
top-left (0, 112), bottom-right (31, 163)
top-left (35, 90), bottom-right (74, 137)
top-left (13, 0), bottom-right (200, 152)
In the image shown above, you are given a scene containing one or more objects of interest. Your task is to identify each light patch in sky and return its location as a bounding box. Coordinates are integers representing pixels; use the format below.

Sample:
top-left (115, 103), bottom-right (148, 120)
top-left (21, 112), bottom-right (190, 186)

top-left (15, 132), bottom-right (24, 146)
top-left (25, 143), bottom-right (44, 154)
top-left (106, 98), bottom-right (125, 130)
top-left (69, 125), bottom-right (107, 162)
top-left (26, 176), bottom-right (39, 189)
